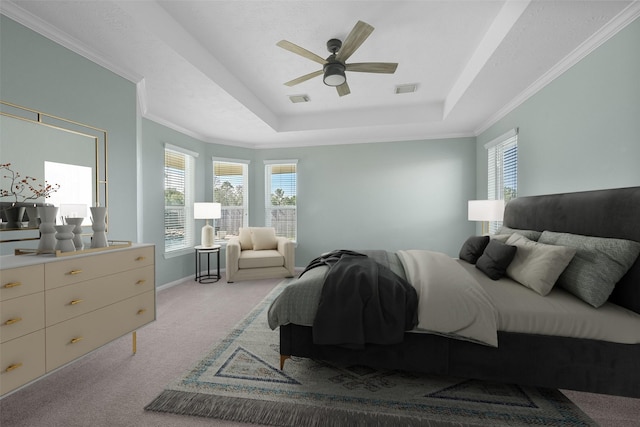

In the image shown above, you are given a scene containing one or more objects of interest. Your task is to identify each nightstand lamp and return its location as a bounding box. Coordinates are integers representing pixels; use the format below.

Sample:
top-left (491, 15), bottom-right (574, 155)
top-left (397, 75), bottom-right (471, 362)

top-left (468, 200), bottom-right (504, 235)
top-left (194, 202), bottom-right (221, 248)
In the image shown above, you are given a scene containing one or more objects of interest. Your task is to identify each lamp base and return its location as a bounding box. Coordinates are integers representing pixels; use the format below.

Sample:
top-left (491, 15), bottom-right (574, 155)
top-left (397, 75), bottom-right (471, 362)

top-left (201, 223), bottom-right (215, 248)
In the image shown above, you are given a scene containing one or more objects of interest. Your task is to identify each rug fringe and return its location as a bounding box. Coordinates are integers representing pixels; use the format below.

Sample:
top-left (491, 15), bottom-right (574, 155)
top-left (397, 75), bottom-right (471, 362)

top-left (145, 389), bottom-right (470, 427)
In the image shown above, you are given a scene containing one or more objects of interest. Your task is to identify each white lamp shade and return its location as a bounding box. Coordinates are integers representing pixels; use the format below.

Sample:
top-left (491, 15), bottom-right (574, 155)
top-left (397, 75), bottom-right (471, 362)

top-left (468, 200), bottom-right (505, 222)
top-left (194, 202), bottom-right (221, 220)
top-left (59, 203), bottom-right (88, 218)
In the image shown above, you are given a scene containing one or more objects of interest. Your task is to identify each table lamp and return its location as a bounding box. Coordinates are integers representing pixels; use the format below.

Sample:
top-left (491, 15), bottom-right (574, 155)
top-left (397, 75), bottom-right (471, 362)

top-left (194, 202), bottom-right (221, 248)
top-left (468, 200), bottom-right (505, 235)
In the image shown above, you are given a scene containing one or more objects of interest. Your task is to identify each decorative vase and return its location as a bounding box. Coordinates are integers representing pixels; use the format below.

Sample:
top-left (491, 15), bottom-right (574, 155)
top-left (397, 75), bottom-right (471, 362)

top-left (37, 206), bottom-right (58, 254)
top-left (90, 206), bottom-right (108, 248)
top-left (25, 205), bottom-right (39, 228)
top-left (64, 217), bottom-right (85, 250)
top-left (54, 224), bottom-right (76, 253)
top-left (3, 204), bottom-right (26, 229)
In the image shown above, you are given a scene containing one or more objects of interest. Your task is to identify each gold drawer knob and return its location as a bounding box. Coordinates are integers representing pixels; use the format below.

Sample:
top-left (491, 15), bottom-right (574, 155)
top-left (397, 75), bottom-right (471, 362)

top-left (68, 270), bottom-right (83, 275)
top-left (70, 337), bottom-right (84, 344)
top-left (137, 309), bottom-right (147, 315)
top-left (69, 299), bottom-right (84, 305)
top-left (5, 363), bottom-right (23, 373)
top-left (135, 279), bottom-right (146, 285)
top-left (3, 282), bottom-right (22, 289)
top-left (135, 256), bottom-right (146, 261)
top-left (4, 317), bottom-right (23, 325)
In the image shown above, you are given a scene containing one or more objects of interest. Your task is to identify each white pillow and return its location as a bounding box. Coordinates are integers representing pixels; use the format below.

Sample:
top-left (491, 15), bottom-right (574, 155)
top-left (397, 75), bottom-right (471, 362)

top-left (238, 227), bottom-right (253, 250)
top-left (505, 233), bottom-right (576, 296)
top-left (251, 228), bottom-right (278, 251)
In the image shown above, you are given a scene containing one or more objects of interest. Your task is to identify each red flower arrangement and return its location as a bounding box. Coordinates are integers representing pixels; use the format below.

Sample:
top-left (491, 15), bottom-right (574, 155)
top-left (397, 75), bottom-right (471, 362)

top-left (0, 163), bottom-right (61, 203)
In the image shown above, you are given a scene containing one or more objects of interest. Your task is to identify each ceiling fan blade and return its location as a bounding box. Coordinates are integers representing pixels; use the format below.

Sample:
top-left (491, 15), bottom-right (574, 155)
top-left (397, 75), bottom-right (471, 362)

top-left (277, 40), bottom-right (327, 65)
top-left (336, 21), bottom-right (374, 63)
top-left (336, 82), bottom-right (351, 97)
top-left (284, 70), bottom-right (323, 87)
top-left (346, 62), bottom-right (398, 74)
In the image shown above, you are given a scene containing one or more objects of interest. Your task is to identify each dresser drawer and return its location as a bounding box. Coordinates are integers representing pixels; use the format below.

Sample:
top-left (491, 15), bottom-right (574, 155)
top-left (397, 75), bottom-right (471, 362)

top-left (45, 246), bottom-right (154, 290)
top-left (0, 329), bottom-right (46, 396)
top-left (0, 293), bottom-right (45, 344)
top-left (46, 290), bottom-right (155, 371)
top-left (0, 265), bottom-right (45, 302)
top-left (45, 265), bottom-right (155, 327)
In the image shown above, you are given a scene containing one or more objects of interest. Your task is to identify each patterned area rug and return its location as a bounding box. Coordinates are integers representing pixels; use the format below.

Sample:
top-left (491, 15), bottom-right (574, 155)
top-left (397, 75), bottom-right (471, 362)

top-left (145, 281), bottom-right (596, 426)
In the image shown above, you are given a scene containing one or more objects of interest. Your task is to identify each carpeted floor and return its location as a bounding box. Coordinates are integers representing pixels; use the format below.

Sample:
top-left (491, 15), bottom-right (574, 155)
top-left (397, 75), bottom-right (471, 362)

top-left (145, 281), bottom-right (596, 426)
top-left (1, 273), bottom-right (639, 426)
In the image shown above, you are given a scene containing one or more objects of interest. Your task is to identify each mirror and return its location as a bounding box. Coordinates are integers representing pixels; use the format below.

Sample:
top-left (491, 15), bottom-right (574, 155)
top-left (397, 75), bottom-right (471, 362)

top-left (0, 100), bottom-right (107, 244)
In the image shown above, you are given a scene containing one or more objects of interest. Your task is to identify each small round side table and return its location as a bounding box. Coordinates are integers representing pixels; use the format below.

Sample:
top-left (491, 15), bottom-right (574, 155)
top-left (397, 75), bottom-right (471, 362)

top-left (194, 244), bottom-right (221, 284)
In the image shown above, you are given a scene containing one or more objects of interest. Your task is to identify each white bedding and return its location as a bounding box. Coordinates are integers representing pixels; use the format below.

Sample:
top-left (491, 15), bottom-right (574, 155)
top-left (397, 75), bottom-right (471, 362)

top-left (456, 260), bottom-right (640, 344)
top-left (398, 250), bottom-right (498, 346)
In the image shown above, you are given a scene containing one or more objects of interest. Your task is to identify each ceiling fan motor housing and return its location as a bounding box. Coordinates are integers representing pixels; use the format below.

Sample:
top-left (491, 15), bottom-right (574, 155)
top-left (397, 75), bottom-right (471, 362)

top-left (326, 38), bottom-right (342, 54)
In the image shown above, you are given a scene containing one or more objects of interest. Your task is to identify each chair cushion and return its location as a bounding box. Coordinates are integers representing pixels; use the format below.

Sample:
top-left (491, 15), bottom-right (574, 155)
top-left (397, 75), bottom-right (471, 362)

top-left (251, 227), bottom-right (278, 250)
top-left (238, 250), bottom-right (284, 269)
top-left (238, 227), bottom-right (253, 250)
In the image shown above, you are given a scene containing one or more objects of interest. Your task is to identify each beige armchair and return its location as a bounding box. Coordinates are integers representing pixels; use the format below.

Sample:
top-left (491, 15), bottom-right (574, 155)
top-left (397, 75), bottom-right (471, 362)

top-left (225, 227), bottom-right (295, 283)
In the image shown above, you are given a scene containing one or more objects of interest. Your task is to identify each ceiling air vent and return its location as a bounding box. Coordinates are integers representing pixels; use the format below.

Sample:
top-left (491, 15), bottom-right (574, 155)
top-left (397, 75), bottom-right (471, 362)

top-left (289, 94), bottom-right (310, 103)
top-left (395, 84), bottom-right (418, 94)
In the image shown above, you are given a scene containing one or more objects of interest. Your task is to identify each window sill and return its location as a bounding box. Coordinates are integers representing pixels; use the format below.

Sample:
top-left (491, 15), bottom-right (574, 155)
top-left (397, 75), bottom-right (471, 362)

top-left (164, 247), bottom-right (193, 259)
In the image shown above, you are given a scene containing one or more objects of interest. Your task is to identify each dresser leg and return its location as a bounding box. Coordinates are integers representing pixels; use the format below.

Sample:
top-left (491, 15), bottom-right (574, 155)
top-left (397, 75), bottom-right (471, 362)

top-left (132, 331), bottom-right (137, 354)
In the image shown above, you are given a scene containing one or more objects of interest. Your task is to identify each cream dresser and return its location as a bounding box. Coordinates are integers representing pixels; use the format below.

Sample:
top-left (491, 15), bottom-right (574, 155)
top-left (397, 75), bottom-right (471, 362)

top-left (0, 244), bottom-right (155, 397)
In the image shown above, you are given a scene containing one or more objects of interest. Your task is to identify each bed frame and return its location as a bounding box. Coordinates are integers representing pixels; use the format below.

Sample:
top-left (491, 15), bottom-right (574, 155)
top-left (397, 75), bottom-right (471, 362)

top-left (279, 186), bottom-right (640, 397)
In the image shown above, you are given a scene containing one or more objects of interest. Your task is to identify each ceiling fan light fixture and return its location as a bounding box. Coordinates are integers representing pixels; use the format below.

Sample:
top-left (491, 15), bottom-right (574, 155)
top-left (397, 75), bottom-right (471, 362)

top-left (323, 62), bottom-right (346, 87)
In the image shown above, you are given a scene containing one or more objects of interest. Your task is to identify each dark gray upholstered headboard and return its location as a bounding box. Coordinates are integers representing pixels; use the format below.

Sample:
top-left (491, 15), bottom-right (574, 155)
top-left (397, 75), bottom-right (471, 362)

top-left (503, 186), bottom-right (640, 314)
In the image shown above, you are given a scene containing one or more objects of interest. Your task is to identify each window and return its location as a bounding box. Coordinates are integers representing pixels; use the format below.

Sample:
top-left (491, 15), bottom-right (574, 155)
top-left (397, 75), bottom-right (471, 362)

top-left (213, 158), bottom-right (249, 236)
top-left (265, 160), bottom-right (297, 241)
top-left (164, 145), bottom-right (197, 254)
top-left (486, 129), bottom-right (518, 233)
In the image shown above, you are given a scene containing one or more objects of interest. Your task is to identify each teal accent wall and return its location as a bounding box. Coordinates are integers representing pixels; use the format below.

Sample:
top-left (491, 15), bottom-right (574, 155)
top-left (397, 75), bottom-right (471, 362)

top-left (477, 18), bottom-right (640, 198)
top-left (0, 15), bottom-right (137, 244)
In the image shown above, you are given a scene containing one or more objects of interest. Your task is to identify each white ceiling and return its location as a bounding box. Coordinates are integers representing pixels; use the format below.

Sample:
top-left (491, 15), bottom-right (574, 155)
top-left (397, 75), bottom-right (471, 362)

top-left (2, 1), bottom-right (639, 148)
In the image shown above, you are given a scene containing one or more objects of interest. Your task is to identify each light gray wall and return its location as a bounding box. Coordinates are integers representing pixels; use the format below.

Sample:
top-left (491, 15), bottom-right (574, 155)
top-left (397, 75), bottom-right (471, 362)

top-left (0, 15), bottom-right (137, 245)
top-left (255, 139), bottom-right (477, 265)
top-left (140, 118), bottom-right (255, 284)
top-left (476, 18), bottom-right (640, 198)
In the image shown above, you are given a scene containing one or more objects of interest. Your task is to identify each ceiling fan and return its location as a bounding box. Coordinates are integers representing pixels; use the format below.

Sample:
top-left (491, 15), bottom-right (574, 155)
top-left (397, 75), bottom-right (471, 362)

top-left (277, 20), bottom-right (398, 97)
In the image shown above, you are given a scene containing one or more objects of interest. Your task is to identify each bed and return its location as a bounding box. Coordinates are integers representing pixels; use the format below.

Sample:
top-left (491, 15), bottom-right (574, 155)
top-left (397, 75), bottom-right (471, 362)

top-left (268, 186), bottom-right (640, 398)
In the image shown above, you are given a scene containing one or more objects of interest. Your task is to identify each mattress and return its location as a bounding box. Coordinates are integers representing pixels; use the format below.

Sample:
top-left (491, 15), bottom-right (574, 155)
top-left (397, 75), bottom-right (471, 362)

top-left (456, 259), bottom-right (640, 344)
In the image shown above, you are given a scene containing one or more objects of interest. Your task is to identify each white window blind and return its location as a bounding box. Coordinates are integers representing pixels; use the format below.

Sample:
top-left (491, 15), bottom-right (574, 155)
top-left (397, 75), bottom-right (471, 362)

top-left (164, 147), bottom-right (196, 253)
top-left (213, 158), bottom-right (249, 236)
top-left (486, 129), bottom-right (518, 233)
top-left (265, 160), bottom-right (297, 241)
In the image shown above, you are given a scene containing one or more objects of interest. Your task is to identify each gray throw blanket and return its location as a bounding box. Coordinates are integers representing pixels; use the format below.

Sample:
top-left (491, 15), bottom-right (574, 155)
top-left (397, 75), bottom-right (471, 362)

top-left (310, 251), bottom-right (418, 349)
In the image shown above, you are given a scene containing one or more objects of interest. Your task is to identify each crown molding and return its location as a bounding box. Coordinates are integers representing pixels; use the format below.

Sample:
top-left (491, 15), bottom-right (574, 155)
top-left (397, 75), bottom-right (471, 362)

top-left (1, 1), bottom-right (143, 84)
top-left (475, 2), bottom-right (640, 136)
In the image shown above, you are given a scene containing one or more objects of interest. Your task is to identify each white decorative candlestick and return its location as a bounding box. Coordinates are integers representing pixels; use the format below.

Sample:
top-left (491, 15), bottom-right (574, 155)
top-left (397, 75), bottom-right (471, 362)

top-left (65, 217), bottom-right (85, 250)
top-left (90, 206), bottom-right (108, 248)
top-left (37, 206), bottom-right (58, 254)
top-left (54, 224), bottom-right (76, 253)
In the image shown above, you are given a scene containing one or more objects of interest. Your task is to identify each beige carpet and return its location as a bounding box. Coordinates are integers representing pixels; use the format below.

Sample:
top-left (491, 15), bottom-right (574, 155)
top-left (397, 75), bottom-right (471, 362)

top-left (1, 273), bottom-right (639, 426)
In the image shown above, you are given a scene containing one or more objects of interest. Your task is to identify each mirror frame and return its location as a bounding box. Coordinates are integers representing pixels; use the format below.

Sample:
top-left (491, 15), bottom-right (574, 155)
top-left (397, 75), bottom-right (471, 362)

top-left (0, 100), bottom-right (108, 243)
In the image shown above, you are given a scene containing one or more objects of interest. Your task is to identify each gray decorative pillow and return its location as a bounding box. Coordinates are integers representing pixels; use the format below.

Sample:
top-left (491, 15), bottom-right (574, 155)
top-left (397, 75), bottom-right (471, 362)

top-left (505, 233), bottom-right (576, 296)
top-left (459, 235), bottom-right (490, 264)
top-left (476, 240), bottom-right (517, 280)
top-left (538, 231), bottom-right (640, 307)
top-left (497, 226), bottom-right (542, 242)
